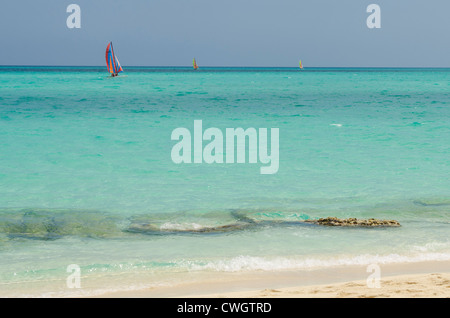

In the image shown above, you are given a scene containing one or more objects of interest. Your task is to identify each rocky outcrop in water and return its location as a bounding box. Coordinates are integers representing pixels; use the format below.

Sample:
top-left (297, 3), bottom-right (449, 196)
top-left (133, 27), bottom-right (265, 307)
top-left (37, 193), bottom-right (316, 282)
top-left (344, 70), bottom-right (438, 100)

top-left (305, 217), bottom-right (401, 227)
top-left (0, 208), bottom-right (401, 240)
top-left (126, 214), bottom-right (401, 234)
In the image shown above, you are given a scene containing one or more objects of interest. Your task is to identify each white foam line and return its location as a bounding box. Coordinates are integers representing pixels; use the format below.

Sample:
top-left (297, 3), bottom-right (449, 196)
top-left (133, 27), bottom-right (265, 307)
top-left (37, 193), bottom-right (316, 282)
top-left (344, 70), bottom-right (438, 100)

top-left (185, 252), bottom-right (450, 272)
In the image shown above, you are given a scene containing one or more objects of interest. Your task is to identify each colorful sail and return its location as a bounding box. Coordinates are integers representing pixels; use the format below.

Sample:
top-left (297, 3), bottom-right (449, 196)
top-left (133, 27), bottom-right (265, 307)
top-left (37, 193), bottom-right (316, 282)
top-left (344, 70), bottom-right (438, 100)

top-left (193, 58), bottom-right (198, 70)
top-left (105, 42), bottom-right (123, 75)
top-left (299, 60), bottom-right (303, 69)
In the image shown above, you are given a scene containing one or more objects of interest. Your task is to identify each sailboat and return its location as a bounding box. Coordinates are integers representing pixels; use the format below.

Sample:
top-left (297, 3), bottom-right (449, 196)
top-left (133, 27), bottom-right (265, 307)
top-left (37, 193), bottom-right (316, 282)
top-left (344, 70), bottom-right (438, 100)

top-left (193, 58), bottom-right (199, 70)
top-left (105, 42), bottom-right (123, 77)
top-left (299, 60), bottom-right (304, 70)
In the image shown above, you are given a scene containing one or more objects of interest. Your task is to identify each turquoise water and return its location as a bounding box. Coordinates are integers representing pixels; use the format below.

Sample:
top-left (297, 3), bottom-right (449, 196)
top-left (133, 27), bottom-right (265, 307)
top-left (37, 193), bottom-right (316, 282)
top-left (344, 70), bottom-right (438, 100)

top-left (0, 67), bottom-right (449, 296)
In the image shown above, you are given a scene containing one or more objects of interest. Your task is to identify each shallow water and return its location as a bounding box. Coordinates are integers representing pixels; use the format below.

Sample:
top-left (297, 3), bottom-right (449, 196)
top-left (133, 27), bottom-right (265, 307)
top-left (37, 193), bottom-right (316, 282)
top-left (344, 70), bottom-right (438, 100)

top-left (0, 67), bottom-right (449, 296)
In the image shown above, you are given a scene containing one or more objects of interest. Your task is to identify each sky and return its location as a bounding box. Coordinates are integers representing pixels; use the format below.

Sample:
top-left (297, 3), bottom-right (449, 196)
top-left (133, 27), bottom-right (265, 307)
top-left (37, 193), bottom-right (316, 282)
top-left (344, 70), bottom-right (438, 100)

top-left (1, 0), bottom-right (450, 67)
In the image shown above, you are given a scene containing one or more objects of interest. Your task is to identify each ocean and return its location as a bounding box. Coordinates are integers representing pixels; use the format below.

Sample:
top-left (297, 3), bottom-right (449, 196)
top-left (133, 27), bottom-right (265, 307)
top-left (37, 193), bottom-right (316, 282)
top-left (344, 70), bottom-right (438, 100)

top-left (0, 66), bottom-right (449, 296)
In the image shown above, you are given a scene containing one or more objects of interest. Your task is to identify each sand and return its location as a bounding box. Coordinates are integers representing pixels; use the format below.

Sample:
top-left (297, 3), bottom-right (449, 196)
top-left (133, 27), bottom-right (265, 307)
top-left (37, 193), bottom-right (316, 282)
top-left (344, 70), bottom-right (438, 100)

top-left (192, 273), bottom-right (450, 298)
top-left (96, 261), bottom-right (450, 298)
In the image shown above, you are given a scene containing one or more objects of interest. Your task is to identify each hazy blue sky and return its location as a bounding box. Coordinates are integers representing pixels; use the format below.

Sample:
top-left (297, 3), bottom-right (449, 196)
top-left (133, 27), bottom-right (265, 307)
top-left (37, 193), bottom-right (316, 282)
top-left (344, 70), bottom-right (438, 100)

top-left (1, 0), bottom-right (449, 67)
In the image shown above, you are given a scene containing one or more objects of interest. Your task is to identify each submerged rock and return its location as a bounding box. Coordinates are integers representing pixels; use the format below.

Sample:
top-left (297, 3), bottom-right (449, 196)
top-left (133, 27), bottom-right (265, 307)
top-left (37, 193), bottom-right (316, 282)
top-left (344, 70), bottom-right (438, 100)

top-left (125, 213), bottom-right (401, 235)
top-left (5, 210), bottom-right (60, 240)
top-left (2, 209), bottom-right (122, 240)
top-left (305, 217), bottom-right (400, 227)
top-left (413, 200), bottom-right (450, 207)
top-left (1, 208), bottom-right (401, 240)
top-left (126, 222), bottom-right (252, 234)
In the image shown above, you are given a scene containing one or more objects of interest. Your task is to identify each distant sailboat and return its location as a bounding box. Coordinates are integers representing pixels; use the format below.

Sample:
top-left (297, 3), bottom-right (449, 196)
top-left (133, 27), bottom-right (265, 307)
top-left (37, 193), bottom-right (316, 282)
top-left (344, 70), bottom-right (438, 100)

top-left (105, 42), bottom-right (123, 77)
top-left (299, 60), bottom-right (304, 70)
top-left (193, 58), bottom-right (199, 70)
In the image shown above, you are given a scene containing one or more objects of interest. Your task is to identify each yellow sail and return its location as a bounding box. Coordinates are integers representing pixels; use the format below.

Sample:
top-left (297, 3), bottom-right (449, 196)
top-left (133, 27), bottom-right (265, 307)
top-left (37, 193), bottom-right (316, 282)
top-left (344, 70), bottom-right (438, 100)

top-left (193, 58), bottom-right (198, 70)
top-left (299, 60), bottom-right (303, 69)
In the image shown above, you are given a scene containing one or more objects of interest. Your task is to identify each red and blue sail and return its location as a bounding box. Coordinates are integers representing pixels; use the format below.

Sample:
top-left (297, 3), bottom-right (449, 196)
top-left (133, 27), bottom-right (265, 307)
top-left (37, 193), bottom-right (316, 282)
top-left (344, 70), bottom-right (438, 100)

top-left (105, 42), bottom-right (123, 74)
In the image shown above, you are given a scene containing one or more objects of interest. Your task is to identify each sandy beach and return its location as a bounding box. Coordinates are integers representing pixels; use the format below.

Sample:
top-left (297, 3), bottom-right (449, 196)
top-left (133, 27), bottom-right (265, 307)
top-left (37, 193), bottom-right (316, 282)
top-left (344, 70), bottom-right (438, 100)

top-left (97, 260), bottom-right (450, 298)
top-left (194, 273), bottom-right (450, 298)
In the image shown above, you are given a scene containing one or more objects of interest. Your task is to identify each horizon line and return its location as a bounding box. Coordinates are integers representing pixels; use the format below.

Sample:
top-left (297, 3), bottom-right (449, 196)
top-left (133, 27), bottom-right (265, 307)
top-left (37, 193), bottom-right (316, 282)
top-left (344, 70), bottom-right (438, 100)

top-left (2, 65), bottom-right (450, 69)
